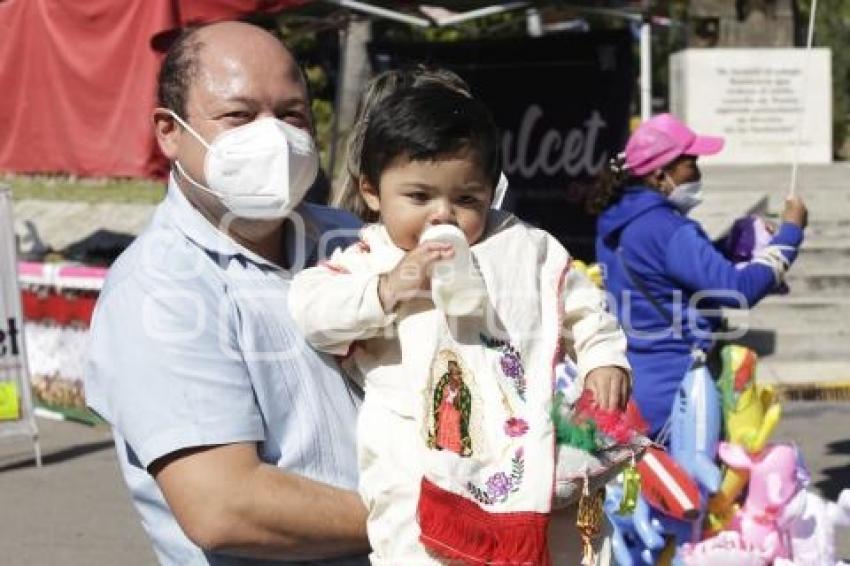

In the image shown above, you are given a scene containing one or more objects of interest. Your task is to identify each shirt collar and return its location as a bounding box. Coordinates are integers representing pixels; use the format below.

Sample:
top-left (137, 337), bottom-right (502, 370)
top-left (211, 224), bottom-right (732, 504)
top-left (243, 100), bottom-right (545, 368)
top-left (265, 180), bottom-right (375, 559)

top-left (163, 171), bottom-right (319, 271)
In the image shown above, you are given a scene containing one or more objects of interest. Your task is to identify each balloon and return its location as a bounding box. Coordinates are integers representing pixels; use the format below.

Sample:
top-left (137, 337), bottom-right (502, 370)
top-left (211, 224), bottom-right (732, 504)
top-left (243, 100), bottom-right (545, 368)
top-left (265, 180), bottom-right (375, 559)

top-left (785, 488), bottom-right (850, 566)
top-left (670, 365), bottom-right (722, 495)
top-left (606, 486), bottom-right (696, 566)
top-left (632, 362), bottom-right (722, 563)
top-left (719, 347), bottom-right (781, 451)
top-left (708, 346), bottom-right (782, 534)
top-left (605, 484), bottom-right (645, 566)
top-left (688, 486), bottom-right (849, 566)
top-left (637, 446), bottom-right (701, 522)
top-left (717, 442), bottom-right (803, 562)
top-left (726, 215), bottom-right (789, 295)
top-left (682, 530), bottom-right (770, 565)
top-left (635, 447), bottom-right (705, 561)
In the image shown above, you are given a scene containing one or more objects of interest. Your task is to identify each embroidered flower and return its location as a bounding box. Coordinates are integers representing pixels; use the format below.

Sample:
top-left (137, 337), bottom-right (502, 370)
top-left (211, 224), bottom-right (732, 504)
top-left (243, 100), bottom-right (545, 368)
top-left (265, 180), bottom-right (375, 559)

top-left (485, 472), bottom-right (513, 500)
top-left (467, 449), bottom-right (525, 505)
top-left (480, 334), bottom-right (527, 400)
top-left (500, 352), bottom-right (522, 378)
top-left (504, 417), bottom-right (529, 438)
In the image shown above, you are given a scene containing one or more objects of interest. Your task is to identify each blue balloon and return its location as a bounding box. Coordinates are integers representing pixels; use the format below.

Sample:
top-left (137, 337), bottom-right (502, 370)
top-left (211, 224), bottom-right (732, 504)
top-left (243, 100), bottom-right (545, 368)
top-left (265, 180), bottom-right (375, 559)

top-left (670, 365), bottom-right (723, 495)
top-left (605, 487), bottom-right (696, 566)
top-left (646, 510), bottom-right (695, 566)
top-left (615, 365), bottom-right (721, 566)
top-left (605, 485), bottom-right (645, 566)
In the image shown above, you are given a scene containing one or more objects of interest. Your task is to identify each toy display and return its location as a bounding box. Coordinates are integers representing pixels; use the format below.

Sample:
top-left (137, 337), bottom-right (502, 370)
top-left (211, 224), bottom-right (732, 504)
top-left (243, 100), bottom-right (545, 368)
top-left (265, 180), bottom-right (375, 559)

top-left (609, 346), bottom-right (846, 566)
top-left (708, 345), bottom-right (783, 534)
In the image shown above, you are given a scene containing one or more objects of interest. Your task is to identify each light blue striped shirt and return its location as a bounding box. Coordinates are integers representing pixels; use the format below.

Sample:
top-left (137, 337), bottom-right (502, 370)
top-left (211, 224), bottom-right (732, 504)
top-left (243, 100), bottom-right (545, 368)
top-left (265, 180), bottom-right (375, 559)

top-left (85, 177), bottom-right (367, 565)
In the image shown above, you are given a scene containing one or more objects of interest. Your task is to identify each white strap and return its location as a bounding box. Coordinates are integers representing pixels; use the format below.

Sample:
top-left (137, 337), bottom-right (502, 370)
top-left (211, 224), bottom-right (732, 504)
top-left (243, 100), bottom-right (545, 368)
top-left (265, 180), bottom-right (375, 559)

top-left (751, 244), bottom-right (795, 286)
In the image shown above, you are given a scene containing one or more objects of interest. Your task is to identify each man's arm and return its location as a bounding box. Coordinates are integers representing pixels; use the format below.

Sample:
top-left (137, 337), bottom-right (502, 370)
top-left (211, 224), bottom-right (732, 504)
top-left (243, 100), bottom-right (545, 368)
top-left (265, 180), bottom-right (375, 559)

top-left (153, 442), bottom-right (369, 560)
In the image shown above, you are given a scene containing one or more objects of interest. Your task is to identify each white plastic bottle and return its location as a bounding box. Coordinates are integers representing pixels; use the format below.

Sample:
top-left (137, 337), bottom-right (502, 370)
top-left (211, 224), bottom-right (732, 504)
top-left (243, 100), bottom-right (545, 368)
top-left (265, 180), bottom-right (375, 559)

top-left (419, 224), bottom-right (487, 316)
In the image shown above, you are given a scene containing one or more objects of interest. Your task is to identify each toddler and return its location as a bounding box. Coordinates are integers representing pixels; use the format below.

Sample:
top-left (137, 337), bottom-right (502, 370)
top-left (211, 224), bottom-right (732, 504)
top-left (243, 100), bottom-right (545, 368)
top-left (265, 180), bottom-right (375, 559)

top-left (290, 84), bottom-right (633, 565)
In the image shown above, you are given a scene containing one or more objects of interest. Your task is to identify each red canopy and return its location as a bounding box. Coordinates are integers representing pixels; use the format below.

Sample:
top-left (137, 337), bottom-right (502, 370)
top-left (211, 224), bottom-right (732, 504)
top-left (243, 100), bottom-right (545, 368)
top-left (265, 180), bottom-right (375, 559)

top-left (0, 0), bottom-right (307, 179)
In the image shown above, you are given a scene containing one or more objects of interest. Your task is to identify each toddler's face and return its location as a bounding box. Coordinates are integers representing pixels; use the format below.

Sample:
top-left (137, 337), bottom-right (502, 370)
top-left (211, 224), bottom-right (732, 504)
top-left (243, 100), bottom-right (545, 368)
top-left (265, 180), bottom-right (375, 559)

top-left (360, 152), bottom-right (493, 251)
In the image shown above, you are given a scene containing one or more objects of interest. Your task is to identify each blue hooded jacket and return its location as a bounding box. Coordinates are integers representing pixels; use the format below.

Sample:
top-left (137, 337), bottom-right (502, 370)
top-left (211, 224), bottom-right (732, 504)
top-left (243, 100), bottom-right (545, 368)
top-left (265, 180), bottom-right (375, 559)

top-left (595, 186), bottom-right (803, 436)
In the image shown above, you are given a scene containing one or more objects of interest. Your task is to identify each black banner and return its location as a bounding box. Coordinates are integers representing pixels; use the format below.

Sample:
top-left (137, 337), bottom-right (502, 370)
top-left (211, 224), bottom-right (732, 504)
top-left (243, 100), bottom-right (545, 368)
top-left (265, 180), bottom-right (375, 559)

top-left (369, 30), bottom-right (634, 260)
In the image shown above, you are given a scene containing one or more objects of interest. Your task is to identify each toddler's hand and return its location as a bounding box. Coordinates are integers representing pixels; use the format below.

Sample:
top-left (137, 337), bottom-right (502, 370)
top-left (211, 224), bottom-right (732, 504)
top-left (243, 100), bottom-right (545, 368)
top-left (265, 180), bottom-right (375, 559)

top-left (584, 366), bottom-right (631, 411)
top-left (378, 242), bottom-right (454, 312)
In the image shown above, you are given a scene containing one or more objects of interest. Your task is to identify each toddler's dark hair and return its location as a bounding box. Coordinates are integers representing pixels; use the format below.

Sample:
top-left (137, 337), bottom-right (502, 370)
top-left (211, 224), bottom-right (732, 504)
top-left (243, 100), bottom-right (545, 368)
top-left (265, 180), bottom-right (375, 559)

top-left (334, 66), bottom-right (472, 220)
top-left (360, 85), bottom-right (501, 201)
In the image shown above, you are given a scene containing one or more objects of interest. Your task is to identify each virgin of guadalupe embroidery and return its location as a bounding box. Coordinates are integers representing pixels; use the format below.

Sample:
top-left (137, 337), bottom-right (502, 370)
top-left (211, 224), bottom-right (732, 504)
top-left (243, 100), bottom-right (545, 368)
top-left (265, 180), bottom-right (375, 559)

top-left (427, 354), bottom-right (473, 457)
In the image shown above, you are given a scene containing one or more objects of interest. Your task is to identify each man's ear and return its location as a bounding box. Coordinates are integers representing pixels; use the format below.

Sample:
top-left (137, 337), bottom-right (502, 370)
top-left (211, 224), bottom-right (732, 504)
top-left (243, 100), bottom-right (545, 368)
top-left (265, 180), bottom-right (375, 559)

top-left (358, 176), bottom-right (381, 213)
top-left (153, 108), bottom-right (181, 160)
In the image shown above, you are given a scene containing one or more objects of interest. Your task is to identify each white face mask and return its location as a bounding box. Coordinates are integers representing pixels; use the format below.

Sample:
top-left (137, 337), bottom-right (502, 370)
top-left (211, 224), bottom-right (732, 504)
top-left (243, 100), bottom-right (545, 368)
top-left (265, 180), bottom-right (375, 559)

top-left (169, 111), bottom-right (318, 219)
top-left (665, 173), bottom-right (704, 214)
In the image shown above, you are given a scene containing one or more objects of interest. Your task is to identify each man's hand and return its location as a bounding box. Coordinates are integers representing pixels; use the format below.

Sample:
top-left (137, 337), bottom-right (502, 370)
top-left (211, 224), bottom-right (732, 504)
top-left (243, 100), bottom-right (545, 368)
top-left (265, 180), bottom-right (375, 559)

top-left (584, 366), bottom-right (631, 411)
top-left (378, 241), bottom-right (453, 312)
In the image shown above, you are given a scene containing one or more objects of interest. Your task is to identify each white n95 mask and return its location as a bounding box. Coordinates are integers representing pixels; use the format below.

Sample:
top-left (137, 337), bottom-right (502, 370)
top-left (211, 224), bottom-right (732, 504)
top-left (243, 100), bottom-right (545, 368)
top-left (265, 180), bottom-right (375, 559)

top-left (665, 173), bottom-right (704, 214)
top-left (169, 111), bottom-right (319, 219)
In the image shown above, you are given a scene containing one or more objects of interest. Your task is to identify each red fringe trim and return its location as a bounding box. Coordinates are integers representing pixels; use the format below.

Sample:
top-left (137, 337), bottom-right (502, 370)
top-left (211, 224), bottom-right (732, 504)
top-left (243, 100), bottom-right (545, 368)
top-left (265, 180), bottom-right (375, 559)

top-left (417, 478), bottom-right (551, 566)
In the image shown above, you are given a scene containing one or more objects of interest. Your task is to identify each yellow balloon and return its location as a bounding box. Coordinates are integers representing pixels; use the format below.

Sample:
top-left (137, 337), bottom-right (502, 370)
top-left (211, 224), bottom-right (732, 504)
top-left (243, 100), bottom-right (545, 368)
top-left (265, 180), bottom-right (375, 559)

top-left (706, 346), bottom-right (782, 535)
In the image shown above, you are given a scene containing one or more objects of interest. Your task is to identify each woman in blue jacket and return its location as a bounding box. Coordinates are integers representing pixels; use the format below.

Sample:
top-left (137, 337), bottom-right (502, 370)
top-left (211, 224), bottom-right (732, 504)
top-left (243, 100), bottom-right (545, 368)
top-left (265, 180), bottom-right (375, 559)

top-left (590, 114), bottom-right (808, 437)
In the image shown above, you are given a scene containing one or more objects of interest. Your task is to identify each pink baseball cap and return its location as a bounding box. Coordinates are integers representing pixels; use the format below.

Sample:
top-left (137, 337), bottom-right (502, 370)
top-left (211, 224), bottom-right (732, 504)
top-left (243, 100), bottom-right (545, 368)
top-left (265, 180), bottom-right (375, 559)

top-left (624, 113), bottom-right (724, 176)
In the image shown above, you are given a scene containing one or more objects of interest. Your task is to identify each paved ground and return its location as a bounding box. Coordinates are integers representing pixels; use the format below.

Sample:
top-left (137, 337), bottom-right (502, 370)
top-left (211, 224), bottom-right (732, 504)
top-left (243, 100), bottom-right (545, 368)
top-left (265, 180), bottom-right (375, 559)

top-left (0, 401), bottom-right (847, 565)
top-left (0, 420), bottom-right (155, 565)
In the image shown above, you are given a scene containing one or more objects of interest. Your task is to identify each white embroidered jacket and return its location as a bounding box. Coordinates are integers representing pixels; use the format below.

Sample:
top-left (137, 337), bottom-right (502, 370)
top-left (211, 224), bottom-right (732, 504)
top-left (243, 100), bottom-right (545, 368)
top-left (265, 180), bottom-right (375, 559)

top-left (290, 211), bottom-right (629, 418)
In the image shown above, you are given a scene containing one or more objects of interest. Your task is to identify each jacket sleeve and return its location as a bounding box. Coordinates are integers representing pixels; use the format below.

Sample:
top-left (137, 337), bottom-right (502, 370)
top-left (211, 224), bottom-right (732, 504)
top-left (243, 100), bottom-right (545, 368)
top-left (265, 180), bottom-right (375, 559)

top-left (288, 241), bottom-right (396, 356)
top-left (562, 266), bottom-right (631, 388)
top-left (665, 222), bottom-right (803, 308)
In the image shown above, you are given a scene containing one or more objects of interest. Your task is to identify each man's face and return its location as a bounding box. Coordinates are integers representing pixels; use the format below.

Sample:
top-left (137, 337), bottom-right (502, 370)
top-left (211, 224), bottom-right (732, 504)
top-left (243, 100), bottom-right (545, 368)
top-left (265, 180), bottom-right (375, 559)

top-left (154, 23), bottom-right (312, 216)
top-left (179, 30), bottom-right (310, 188)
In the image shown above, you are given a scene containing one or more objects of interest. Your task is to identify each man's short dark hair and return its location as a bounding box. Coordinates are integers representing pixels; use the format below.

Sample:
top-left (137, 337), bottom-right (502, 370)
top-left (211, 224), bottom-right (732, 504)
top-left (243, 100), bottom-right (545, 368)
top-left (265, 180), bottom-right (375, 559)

top-left (156, 26), bottom-right (205, 119)
top-left (360, 85), bottom-right (501, 189)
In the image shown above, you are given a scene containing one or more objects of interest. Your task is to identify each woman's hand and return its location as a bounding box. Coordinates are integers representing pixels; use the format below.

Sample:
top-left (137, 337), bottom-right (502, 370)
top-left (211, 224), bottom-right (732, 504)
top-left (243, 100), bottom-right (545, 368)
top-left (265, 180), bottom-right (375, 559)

top-left (782, 196), bottom-right (808, 229)
top-left (378, 242), bottom-right (453, 312)
top-left (584, 366), bottom-right (631, 411)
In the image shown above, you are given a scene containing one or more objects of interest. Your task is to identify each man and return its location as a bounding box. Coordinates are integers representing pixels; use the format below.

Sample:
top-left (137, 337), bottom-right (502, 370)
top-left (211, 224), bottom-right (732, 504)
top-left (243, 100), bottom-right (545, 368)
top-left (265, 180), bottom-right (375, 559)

top-left (85, 22), bottom-right (369, 564)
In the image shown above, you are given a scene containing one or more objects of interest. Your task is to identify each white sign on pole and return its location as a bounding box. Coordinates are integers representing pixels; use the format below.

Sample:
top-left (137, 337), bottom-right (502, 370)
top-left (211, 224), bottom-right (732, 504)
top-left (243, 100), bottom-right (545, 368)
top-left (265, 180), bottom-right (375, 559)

top-left (0, 185), bottom-right (41, 467)
top-left (670, 48), bottom-right (832, 165)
